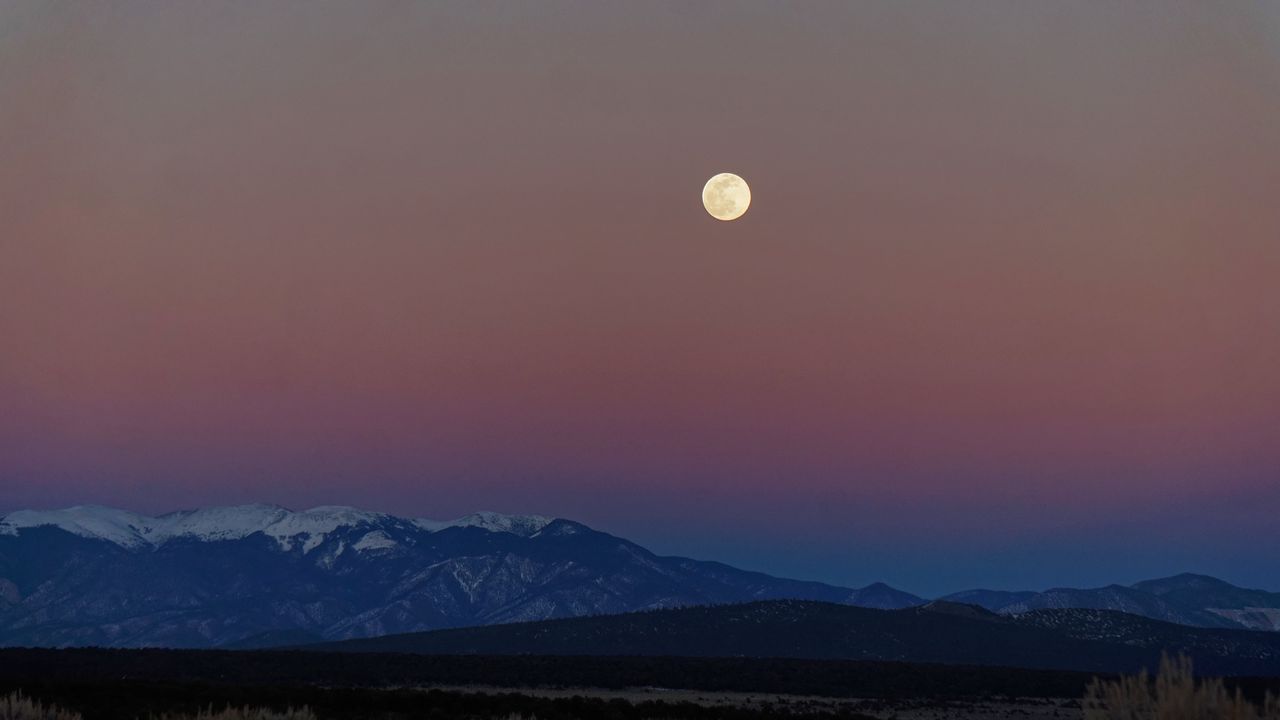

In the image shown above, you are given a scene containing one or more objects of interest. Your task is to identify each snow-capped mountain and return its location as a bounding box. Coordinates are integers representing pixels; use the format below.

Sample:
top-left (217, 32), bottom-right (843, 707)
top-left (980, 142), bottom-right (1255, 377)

top-left (0, 504), bottom-right (553, 550)
top-left (0, 504), bottom-right (920, 648)
top-left (412, 510), bottom-right (552, 537)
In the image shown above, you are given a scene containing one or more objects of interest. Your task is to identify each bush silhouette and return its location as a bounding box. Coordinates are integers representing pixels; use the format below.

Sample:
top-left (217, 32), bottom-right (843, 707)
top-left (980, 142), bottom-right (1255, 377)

top-left (1085, 655), bottom-right (1280, 720)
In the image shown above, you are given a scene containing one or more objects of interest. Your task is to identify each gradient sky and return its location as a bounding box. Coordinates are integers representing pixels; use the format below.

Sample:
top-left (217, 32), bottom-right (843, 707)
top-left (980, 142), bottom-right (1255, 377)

top-left (2, 1), bottom-right (1279, 597)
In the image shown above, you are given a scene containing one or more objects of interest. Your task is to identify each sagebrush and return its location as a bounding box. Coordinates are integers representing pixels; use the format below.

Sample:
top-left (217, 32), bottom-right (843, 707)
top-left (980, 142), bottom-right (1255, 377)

top-left (1085, 655), bottom-right (1280, 720)
top-left (1, 693), bottom-right (81, 720)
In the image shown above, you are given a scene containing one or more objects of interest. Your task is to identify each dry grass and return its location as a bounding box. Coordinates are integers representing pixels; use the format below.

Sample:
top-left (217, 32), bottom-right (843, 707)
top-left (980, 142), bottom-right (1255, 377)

top-left (1, 699), bottom-right (321, 720)
top-left (0, 693), bottom-right (82, 720)
top-left (1, 696), bottom-right (541, 720)
top-left (158, 711), bottom-right (533, 720)
top-left (1085, 655), bottom-right (1280, 720)
top-left (151, 709), bottom-right (317, 720)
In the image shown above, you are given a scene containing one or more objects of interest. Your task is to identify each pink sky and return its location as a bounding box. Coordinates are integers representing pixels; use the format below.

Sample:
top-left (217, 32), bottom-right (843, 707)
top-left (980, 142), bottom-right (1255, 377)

top-left (2, 1), bottom-right (1278, 595)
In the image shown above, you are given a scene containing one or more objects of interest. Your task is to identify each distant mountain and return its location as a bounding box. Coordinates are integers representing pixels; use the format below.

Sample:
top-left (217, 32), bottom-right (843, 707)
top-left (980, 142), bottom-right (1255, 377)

top-left (0, 505), bottom-right (922, 648)
top-left (940, 573), bottom-right (1280, 632)
top-left (307, 599), bottom-right (1280, 676)
top-left (940, 589), bottom-right (1038, 609)
top-left (1131, 574), bottom-right (1280, 631)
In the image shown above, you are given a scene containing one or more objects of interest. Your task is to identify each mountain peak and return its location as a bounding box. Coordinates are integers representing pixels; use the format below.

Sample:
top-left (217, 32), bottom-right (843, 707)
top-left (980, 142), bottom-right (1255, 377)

top-left (152, 504), bottom-right (293, 543)
top-left (0, 506), bottom-right (155, 547)
top-left (918, 600), bottom-right (1006, 621)
top-left (1132, 573), bottom-right (1234, 594)
top-left (414, 511), bottom-right (553, 537)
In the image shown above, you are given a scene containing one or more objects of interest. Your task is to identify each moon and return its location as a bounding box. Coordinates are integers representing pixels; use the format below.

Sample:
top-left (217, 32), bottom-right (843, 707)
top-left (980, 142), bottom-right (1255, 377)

top-left (702, 172), bottom-right (751, 221)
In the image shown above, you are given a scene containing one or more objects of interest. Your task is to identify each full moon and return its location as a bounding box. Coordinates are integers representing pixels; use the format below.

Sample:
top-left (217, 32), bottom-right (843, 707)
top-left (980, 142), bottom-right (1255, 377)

top-left (702, 172), bottom-right (751, 221)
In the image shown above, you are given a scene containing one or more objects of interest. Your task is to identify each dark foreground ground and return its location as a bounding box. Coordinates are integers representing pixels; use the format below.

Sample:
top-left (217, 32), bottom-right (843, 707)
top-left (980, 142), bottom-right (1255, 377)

top-left (3, 648), bottom-right (1279, 720)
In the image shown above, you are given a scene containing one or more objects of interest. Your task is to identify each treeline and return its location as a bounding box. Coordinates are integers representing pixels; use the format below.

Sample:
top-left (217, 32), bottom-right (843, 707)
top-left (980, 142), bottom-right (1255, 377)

top-left (0, 648), bottom-right (1113, 699)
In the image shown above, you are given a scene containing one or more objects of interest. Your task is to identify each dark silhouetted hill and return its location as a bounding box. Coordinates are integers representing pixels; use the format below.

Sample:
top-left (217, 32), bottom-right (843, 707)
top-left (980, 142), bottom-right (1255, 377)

top-left (304, 599), bottom-right (1280, 676)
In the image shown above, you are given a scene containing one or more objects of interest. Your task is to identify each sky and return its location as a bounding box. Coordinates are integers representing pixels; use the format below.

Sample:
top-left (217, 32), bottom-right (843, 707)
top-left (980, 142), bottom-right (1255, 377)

top-left (2, 1), bottom-right (1278, 597)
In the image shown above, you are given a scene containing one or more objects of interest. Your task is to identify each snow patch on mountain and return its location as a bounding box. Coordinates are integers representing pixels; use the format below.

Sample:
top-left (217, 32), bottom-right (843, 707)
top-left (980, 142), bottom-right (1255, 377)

top-left (414, 511), bottom-right (552, 537)
top-left (0, 506), bottom-right (155, 547)
top-left (1, 505), bottom-right (555, 551)
top-left (149, 504), bottom-right (291, 543)
top-left (264, 506), bottom-right (389, 552)
top-left (1209, 607), bottom-right (1280, 632)
top-left (353, 530), bottom-right (397, 552)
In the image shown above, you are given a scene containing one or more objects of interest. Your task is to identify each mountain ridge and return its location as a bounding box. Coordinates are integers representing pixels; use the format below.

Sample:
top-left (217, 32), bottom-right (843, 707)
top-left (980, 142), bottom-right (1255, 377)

top-left (302, 598), bottom-right (1280, 676)
top-left (0, 504), bottom-right (556, 549)
top-left (940, 572), bottom-right (1280, 632)
top-left (2, 504), bottom-right (1277, 648)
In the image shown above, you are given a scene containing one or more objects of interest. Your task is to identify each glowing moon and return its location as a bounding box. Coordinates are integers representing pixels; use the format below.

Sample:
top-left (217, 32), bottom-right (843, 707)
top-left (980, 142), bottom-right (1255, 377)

top-left (702, 172), bottom-right (751, 221)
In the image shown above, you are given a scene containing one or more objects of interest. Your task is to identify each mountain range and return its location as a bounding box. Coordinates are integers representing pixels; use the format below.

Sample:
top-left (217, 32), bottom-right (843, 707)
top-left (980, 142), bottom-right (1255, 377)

top-left (939, 574), bottom-right (1280, 632)
top-left (0, 504), bottom-right (916, 648)
top-left (0, 504), bottom-right (1276, 649)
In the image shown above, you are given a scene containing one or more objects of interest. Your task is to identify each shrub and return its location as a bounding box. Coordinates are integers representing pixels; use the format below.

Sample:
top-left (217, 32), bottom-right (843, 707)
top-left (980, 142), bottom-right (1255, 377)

top-left (1084, 655), bottom-right (1280, 720)
top-left (0, 693), bottom-right (82, 720)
